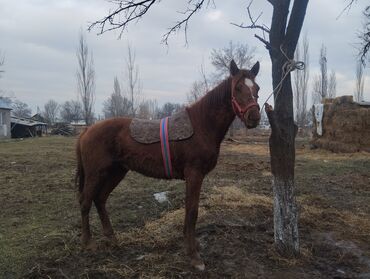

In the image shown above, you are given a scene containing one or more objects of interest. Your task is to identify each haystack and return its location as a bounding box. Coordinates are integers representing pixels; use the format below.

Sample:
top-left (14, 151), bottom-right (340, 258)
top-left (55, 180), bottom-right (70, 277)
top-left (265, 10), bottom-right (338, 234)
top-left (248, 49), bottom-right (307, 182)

top-left (311, 95), bottom-right (370, 153)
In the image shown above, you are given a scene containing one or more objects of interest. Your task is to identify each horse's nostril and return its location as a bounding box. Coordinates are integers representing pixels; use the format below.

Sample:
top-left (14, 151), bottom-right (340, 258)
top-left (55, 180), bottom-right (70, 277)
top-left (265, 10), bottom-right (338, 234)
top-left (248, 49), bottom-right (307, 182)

top-left (249, 112), bottom-right (261, 121)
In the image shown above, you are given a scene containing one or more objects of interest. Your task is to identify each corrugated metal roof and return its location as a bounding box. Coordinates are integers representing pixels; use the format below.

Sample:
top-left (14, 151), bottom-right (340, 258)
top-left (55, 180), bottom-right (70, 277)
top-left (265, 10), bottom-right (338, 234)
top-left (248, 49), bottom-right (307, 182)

top-left (11, 116), bottom-right (47, 127)
top-left (0, 99), bottom-right (12, 110)
top-left (70, 120), bottom-right (87, 126)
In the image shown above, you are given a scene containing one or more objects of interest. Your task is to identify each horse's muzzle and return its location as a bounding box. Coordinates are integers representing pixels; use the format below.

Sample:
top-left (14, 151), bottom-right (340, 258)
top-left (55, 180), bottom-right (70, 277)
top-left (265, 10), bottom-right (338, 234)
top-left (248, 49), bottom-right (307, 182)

top-left (245, 106), bottom-right (261, 129)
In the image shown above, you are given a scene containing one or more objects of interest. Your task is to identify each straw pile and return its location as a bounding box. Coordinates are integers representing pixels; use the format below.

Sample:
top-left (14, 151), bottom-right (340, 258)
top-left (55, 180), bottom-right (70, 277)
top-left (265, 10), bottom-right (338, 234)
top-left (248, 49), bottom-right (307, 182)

top-left (311, 96), bottom-right (370, 153)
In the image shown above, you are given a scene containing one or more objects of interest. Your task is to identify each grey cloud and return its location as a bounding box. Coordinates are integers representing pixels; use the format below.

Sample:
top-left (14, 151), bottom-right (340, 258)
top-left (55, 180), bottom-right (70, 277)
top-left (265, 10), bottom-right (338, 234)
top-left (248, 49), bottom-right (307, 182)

top-left (0, 0), bottom-right (369, 116)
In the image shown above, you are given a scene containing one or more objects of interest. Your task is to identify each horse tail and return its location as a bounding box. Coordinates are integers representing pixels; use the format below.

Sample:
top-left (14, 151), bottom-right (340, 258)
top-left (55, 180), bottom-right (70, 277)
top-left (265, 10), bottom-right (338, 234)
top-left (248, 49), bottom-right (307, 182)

top-left (75, 129), bottom-right (87, 194)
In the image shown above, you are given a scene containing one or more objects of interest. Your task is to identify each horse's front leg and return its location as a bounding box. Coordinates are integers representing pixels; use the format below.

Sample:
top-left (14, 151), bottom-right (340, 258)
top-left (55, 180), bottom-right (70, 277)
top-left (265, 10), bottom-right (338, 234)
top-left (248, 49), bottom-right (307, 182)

top-left (184, 168), bottom-right (205, 271)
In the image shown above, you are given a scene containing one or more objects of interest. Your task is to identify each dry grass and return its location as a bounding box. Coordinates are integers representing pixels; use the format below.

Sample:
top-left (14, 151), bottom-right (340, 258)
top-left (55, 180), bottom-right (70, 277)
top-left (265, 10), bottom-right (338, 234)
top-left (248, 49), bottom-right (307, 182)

top-left (207, 186), bottom-right (272, 209)
top-left (1, 135), bottom-right (370, 278)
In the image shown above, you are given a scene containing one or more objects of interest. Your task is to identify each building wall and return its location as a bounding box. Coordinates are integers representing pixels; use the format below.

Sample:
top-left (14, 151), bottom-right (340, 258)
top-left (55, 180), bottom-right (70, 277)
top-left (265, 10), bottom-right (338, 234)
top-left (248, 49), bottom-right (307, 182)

top-left (0, 109), bottom-right (11, 139)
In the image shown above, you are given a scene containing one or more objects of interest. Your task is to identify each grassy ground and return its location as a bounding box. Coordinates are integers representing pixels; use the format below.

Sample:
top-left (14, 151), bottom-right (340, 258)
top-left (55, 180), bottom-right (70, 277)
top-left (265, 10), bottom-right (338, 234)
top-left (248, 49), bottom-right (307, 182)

top-left (0, 135), bottom-right (369, 278)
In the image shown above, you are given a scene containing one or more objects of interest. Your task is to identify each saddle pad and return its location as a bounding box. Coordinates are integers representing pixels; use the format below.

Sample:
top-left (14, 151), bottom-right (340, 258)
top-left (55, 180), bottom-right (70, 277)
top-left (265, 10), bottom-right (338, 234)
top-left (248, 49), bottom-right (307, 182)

top-left (129, 110), bottom-right (194, 144)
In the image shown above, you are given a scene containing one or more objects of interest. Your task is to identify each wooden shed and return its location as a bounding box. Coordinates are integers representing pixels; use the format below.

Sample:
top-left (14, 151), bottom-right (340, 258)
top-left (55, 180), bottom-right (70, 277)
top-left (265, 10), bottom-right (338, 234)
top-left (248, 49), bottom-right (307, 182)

top-left (11, 116), bottom-right (47, 138)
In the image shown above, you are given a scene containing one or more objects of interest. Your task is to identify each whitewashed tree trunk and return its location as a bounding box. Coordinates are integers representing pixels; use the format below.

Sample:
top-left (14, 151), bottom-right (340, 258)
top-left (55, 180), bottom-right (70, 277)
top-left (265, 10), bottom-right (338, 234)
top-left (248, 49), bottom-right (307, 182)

top-left (273, 177), bottom-right (299, 255)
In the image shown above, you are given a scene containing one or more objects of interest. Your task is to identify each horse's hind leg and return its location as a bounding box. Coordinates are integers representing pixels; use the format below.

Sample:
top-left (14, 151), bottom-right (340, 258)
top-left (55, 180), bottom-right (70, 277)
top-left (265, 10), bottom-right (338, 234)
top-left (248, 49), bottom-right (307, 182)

top-left (94, 165), bottom-right (128, 244)
top-left (79, 174), bottom-right (99, 251)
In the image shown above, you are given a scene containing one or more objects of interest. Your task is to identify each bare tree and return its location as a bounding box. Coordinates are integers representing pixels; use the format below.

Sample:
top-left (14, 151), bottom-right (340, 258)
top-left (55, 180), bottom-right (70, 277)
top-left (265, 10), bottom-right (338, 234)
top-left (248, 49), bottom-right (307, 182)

top-left (186, 62), bottom-right (210, 104)
top-left (356, 4), bottom-right (370, 65)
top-left (188, 41), bottom-right (255, 132)
top-left (355, 60), bottom-right (365, 101)
top-left (43, 99), bottom-right (59, 125)
top-left (0, 51), bottom-right (4, 78)
top-left (89, 0), bottom-right (309, 258)
top-left (125, 43), bottom-right (142, 117)
top-left (136, 99), bottom-right (158, 119)
top-left (0, 52), bottom-right (4, 97)
top-left (328, 70), bottom-right (336, 98)
top-left (312, 44), bottom-right (334, 103)
top-left (340, 1), bottom-right (370, 64)
top-left (293, 33), bottom-right (309, 128)
top-left (311, 75), bottom-right (322, 104)
top-left (12, 99), bottom-right (32, 118)
top-left (187, 80), bottom-right (207, 104)
top-left (239, 0), bottom-right (309, 257)
top-left (60, 100), bottom-right (82, 123)
top-left (319, 44), bottom-right (328, 99)
top-left (76, 31), bottom-right (95, 125)
top-left (157, 102), bottom-right (183, 118)
top-left (103, 76), bottom-right (131, 118)
top-left (211, 41), bottom-right (255, 80)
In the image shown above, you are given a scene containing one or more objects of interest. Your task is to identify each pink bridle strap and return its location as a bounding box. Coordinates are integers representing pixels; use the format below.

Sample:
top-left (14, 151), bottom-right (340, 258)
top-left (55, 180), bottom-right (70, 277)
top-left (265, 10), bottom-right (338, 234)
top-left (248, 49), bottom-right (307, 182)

top-left (160, 117), bottom-right (173, 178)
top-left (231, 76), bottom-right (259, 120)
top-left (232, 97), bottom-right (259, 120)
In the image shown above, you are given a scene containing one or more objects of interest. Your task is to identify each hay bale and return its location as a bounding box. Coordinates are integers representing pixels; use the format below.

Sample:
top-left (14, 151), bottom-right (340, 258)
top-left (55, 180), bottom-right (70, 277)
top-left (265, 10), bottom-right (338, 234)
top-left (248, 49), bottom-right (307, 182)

top-left (311, 95), bottom-right (370, 153)
top-left (333, 95), bottom-right (353, 105)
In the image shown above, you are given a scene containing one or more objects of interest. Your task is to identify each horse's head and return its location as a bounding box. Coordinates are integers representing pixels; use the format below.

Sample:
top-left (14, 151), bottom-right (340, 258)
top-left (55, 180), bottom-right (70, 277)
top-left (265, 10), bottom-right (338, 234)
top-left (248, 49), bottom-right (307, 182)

top-left (230, 60), bottom-right (261, 129)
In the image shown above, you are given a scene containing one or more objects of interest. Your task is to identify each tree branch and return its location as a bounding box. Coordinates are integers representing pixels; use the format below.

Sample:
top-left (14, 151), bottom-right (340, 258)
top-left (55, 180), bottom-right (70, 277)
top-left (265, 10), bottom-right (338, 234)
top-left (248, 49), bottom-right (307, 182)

top-left (89, 0), bottom-right (210, 44)
top-left (230, 0), bottom-right (270, 33)
top-left (255, 34), bottom-right (272, 49)
top-left (88, 0), bottom-right (159, 37)
top-left (162, 0), bottom-right (207, 45)
top-left (337, 0), bottom-right (357, 19)
top-left (359, 6), bottom-right (370, 65)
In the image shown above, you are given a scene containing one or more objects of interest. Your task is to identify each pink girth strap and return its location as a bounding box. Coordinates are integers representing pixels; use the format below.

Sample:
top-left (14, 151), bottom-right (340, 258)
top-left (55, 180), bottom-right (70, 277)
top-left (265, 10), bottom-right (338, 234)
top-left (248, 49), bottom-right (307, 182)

top-left (160, 117), bottom-right (173, 178)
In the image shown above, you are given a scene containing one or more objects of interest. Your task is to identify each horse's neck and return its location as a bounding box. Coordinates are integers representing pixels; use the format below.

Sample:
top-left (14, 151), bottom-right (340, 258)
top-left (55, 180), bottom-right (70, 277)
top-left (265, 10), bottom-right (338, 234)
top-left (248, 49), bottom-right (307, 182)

top-left (189, 79), bottom-right (236, 145)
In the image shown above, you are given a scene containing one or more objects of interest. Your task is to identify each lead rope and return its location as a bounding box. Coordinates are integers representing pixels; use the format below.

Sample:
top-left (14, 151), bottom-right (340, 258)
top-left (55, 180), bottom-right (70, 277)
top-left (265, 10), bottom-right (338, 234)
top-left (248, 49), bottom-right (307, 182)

top-left (261, 45), bottom-right (305, 113)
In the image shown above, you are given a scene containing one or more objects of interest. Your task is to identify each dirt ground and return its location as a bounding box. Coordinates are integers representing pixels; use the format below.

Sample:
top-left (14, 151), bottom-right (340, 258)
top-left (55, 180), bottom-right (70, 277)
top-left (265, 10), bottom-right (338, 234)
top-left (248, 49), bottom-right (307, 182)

top-left (0, 134), bottom-right (370, 278)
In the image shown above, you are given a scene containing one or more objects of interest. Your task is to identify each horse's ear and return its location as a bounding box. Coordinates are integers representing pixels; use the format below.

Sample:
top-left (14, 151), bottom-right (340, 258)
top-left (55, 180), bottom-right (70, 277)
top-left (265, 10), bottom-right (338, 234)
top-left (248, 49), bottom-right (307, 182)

top-left (251, 61), bottom-right (260, 76)
top-left (230, 59), bottom-right (239, 76)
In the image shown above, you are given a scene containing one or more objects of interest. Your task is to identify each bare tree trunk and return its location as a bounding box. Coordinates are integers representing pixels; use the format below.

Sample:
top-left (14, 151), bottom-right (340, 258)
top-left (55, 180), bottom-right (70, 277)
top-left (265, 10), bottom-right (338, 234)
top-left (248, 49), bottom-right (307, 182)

top-left (293, 34), bottom-right (309, 128)
top-left (266, 0), bottom-right (309, 257)
top-left (43, 99), bottom-right (60, 125)
top-left (267, 69), bottom-right (300, 256)
top-left (355, 60), bottom-right (365, 102)
top-left (125, 43), bottom-right (141, 117)
top-left (0, 51), bottom-right (4, 78)
top-left (319, 45), bottom-right (328, 99)
top-left (76, 31), bottom-right (95, 125)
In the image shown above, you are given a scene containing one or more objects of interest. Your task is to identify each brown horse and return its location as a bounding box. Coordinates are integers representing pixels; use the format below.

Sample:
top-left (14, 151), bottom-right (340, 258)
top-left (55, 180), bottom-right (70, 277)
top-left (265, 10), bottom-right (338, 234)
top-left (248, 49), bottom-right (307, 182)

top-left (76, 60), bottom-right (261, 270)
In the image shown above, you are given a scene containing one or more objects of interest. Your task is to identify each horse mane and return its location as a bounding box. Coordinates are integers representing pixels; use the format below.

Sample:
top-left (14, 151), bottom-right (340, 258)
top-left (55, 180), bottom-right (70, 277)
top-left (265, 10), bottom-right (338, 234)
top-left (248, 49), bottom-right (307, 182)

top-left (188, 77), bottom-right (232, 115)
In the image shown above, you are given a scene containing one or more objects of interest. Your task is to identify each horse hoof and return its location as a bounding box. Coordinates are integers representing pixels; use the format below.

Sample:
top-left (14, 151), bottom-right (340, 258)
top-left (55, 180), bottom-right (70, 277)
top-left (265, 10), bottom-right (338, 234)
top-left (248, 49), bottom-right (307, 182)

top-left (191, 258), bottom-right (205, 271)
top-left (83, 239), bottom-right (97, 251)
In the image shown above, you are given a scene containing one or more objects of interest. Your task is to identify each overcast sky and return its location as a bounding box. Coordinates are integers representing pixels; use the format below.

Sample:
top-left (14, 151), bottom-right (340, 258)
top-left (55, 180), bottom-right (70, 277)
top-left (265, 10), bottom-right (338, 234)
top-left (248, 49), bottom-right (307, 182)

top-left (0, 0), bottom-right (369, 116)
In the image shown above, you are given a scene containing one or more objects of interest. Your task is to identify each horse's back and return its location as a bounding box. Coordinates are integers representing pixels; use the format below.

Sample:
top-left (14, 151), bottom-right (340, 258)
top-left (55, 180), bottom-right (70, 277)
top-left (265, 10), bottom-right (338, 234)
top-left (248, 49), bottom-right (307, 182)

top-left (78, 118), bottom-right (132, 169)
